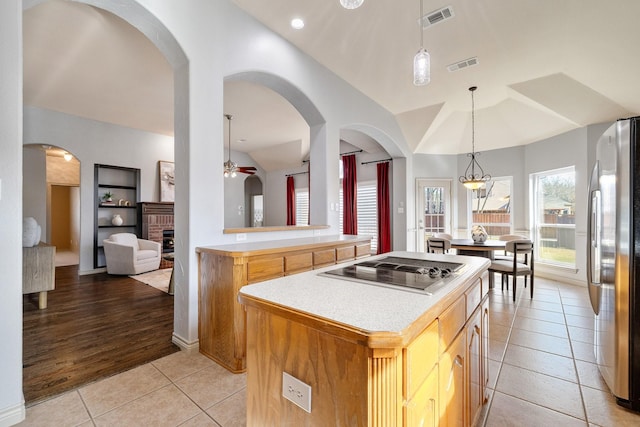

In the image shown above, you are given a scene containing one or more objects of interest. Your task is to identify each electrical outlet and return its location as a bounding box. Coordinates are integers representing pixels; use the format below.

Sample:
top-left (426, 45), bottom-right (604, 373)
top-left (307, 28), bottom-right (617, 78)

top-left (236, 233), bottom-right (247, 241)
top-left (282, 372), bottom-right (312, 413)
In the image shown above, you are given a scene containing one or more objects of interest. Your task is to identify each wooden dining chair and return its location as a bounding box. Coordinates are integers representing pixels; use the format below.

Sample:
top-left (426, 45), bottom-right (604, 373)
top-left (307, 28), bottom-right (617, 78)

top-left (488, 239), bottom-right (534, 302)
top-left (427, 237), bottom-right (451, 254)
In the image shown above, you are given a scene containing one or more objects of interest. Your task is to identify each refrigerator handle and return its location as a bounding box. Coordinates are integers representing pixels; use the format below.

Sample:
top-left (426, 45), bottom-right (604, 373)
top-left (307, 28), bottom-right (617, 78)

top-left (587, 161), bottom-right (602, 314)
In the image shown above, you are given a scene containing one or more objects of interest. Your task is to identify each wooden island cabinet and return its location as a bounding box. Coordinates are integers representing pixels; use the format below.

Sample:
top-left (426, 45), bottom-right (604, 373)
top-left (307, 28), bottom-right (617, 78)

top-left (238, 252), bottom-right (491, 426)
top-left (196, 235), bottom-right (371, 373)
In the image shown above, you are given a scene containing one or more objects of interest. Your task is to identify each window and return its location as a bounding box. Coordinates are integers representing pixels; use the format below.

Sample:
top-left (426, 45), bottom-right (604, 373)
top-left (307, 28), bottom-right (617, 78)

top-left (295, 188), bottom-right (309, 226)
top-left (470, 177), bottom-right (512, 239)
top-left (339, 181), bottom-right (378, 253)
top-left (531, 167), bottom-right (576, 267)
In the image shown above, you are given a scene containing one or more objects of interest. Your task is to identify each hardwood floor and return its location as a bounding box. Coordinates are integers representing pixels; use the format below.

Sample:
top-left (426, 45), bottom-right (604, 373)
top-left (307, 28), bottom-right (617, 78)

top-left (23, 265), bottom-right (179, 405)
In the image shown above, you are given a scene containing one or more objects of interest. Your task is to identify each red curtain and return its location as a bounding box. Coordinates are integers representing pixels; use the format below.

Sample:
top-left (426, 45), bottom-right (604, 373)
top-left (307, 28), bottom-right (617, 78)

top-left (286, 176), bottom-right (296, 226)
top-left (342, 154), bottom-right (358, 235)
top-left (377, 161), bottom-right (391, 254)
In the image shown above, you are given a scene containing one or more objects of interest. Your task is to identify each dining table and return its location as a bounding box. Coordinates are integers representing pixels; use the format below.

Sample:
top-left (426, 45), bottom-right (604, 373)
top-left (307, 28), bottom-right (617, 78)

top-left (450, 239), bottom-right (506, 261)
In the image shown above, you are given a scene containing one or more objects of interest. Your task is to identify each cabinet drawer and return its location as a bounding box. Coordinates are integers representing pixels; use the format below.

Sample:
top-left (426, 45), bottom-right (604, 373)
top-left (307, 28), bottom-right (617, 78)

top-left (481, 272), bottom-right (489, 298)
top-left (405, 320), bottom-right (439, 399)
top-left (439, 296), bottom-right (466, 353)
top-left (313, 248), bottom-right (336, 267)
top-left (336, 245), bottom-right (355, 262)
top-left (247, 257), bottom-right (284, 283)
top-left (465, 279), bottom-right (482, 319)
top-left (284, 252), bottom-right (313, 275)
top-left (356, 243), bottom-right (371, 258)
top-left (405, 364), bottom-right (439, 427)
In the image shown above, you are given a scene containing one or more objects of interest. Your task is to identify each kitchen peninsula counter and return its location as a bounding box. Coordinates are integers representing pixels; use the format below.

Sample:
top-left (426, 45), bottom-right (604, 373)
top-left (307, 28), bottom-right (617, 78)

top-left (238, 251), bottom-right (491, 426)
top-left (196, 234), bottom-right (372, 373)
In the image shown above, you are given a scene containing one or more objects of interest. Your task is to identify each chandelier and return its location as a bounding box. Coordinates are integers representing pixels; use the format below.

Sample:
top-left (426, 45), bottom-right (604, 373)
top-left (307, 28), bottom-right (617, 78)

top-left (413, 0), bottom-right (430, 86)
top-left (223, 114), bottom-right (238, 178)
top-left (459, 86), bottom-right (490, 190)
top-left (340, 0), bottom-right (364, 9)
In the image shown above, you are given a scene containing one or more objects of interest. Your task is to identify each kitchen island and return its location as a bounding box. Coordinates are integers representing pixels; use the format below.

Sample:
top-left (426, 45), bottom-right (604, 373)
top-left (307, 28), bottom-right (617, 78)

top-left (238, 251), bottom-right (491, 426)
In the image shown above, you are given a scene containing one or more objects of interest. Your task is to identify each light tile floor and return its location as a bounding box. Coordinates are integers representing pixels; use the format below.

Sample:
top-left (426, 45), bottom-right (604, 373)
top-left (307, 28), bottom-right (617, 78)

top-left (18, 277), bottom-right (640, 426)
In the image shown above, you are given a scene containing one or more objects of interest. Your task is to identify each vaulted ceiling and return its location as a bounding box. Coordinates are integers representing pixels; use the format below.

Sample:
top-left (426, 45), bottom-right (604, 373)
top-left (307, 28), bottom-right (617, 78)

top-left (23, 0), bottom-right (640, 170)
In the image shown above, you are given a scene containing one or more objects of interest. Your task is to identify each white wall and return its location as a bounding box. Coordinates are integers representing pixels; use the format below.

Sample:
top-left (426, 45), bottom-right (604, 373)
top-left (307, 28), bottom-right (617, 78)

top-left (23, 107), bottom-right (174, 273)
top-left (0, 0), bottom-right (26, 424)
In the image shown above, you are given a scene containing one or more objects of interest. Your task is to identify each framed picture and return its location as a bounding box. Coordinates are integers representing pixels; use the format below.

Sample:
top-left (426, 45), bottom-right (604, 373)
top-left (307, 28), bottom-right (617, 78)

top-left (159, 161), bottom-right (175, 202)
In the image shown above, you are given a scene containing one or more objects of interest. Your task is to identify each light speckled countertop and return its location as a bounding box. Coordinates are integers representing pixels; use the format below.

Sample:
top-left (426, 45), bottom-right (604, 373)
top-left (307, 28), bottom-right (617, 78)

top-left (196, 234), bottom-right (370, 256)
top-left (238, 251), bottom-right (489, 334)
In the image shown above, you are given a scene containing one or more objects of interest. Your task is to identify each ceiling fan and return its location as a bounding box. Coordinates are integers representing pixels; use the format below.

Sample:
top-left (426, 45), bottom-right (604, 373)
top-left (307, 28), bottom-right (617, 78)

top-left (224, 114), bottom-right (257, 177)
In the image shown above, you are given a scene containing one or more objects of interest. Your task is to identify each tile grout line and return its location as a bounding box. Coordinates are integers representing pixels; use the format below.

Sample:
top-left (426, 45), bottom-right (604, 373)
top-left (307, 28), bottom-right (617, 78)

top-left (558, 289), bottom-right (591, 426)
top-left (481, 277), bottom-right (523, 426)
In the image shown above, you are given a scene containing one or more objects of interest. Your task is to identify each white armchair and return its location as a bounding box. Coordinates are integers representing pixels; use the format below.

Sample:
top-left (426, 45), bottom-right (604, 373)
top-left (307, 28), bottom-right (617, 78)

top-left (103, 233), bottom-right (161, 275)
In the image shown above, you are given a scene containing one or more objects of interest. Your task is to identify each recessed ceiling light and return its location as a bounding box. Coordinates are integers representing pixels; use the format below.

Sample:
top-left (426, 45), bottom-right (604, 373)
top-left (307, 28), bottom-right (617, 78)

top-left (291, 18), bottom-right (304, 30)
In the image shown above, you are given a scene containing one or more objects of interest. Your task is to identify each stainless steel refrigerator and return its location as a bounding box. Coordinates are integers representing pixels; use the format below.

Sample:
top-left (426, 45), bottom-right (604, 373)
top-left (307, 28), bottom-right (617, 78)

top-left (588, 116), bottom-right (640, 411)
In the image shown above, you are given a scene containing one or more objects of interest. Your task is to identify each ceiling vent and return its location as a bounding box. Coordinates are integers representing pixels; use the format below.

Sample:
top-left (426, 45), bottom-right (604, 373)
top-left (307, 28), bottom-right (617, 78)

top-left (419, 6), bottom-right (455, 29)
top-left (447, 57), bottom-right (479, 72)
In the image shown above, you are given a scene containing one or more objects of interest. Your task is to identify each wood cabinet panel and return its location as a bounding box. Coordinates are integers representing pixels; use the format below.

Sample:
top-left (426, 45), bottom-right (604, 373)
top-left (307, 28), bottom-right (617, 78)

top-left (247, 257), bottom-right (284, 283)
top-left (245, 306), bottom-right (371, 426)
top-left (356, 242), bottom-right (371, 257)
top-left (439, 295), bottom-right (466, 352)
top-left (405, 320), bottom-right (439, 399)
top-left (405, 365), bottom-right (439, 427)
top-left (439, 331), bottom-right (466, 427)
top-left (198, 253), bottom-right (246, 372)
top-left (313, 248), bottom-right (336, 267)
top-left (466, 307), bottom-right (483, 426)
top-left (481, 297), bottom-right (490, 402)
top-left (465, 279), bottom-right (481, 319)
top-left (336, 245), bottom-right (355, 262)
top-left (284, 252), bottom-right (313, 275)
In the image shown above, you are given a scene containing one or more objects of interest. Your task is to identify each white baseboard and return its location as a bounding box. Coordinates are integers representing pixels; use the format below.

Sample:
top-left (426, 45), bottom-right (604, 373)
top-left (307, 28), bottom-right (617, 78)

top-left (172, 333), bottom-right (199, 352)
top-left (535, 266), bottom-right (586, 287)
top-left (0, 401), bottom-right (25, 427)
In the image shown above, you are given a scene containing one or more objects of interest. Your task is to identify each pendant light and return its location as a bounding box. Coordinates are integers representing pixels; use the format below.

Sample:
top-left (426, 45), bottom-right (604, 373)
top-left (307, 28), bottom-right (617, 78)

top-left (413, 0), bottom-right (430, 86)
top-left (459, 86), bottom-right (490, 189)
top-left (223, 114), bottom-right (238, 178)
top-left (340, 0), bottom-right (364, 9)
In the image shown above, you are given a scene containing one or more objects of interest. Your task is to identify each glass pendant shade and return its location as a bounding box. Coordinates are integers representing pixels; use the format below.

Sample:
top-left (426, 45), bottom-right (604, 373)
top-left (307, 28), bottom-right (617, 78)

top-left (340, 0), bottom-right (364, 9)
top-left (413, 47), bottom-right (430, 86)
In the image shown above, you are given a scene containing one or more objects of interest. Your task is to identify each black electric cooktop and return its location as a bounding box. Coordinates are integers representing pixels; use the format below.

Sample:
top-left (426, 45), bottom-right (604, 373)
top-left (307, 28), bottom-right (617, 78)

top-left (321, 256), bottom-right (464, 293)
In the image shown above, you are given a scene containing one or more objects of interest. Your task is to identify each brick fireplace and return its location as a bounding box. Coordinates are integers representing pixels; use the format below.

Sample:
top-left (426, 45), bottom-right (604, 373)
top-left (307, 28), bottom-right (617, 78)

top-left (138, 202), bottom-right (174, 269)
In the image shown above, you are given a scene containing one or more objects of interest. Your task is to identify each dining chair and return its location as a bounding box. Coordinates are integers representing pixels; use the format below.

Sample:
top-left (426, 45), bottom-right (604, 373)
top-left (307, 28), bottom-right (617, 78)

top-left (495, 234), bottom-right (527, 261)
top-left (433, 233), bottom-right (453, 240)
top-left (427, 237), bottom-right (451, 254)
top-left (488, 239), bottom-right (534, 302)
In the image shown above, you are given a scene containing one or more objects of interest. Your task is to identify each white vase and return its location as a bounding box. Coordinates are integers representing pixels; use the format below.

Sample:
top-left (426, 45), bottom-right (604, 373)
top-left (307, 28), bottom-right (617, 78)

top-left (111, 214), bottom-right (123, 226)
top-left (471, 225), bottom-right (488, 243)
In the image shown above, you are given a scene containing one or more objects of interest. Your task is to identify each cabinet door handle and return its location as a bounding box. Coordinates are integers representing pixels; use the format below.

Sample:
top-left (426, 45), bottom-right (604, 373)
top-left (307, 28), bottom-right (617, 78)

top-left (447, 355), bottom-right (463, 391)
top-left (430, 397), bottom-right (436, 426)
